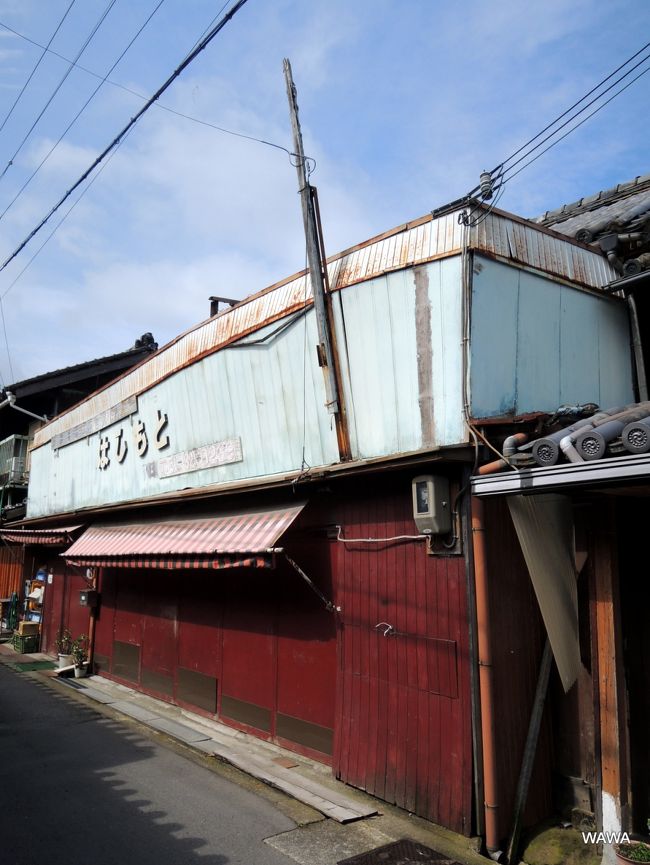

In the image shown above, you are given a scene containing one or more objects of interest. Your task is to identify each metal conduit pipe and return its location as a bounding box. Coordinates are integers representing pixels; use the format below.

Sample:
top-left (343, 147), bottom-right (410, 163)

top-left (628, 294), bottom-right (649, 401)
top-left (471, 470), bottom-right (504, 859)
top-left (477, 433), bottom-right (528, 475)
top-left (574, 402), bottom-right (650, 460)
top-left (531, 404), bottom-right (630, 466)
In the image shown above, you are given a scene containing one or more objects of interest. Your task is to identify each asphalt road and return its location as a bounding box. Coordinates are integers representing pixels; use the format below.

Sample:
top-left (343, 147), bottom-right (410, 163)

top-left (0, 663), bottom-right (297, 865)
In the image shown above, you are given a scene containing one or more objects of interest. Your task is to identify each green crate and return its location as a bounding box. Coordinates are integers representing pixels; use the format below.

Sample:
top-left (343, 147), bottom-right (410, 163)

top-left (13, 632), bottom-right (39, 654)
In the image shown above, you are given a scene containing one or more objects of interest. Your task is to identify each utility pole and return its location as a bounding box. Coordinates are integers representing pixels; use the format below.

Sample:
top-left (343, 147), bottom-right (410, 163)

top-left (283, 58), bottom-right (350, 460)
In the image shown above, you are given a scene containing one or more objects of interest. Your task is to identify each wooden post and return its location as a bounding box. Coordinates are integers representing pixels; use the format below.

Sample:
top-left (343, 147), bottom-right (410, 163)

top-left (592, 501), bottom-right (630, 833)
top-left (283, 58), bottom-right (350, 460)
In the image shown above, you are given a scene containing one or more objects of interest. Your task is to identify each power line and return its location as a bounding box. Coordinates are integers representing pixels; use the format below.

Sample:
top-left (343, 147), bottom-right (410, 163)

top-left (0, 17), bottom-right (296, 160)
top-left (0, 0), bottom-right (118, 182)
top-left (0, 0), bottom-right (166, 224)
top-left (0, 298), bottom-right (14, 383)
top-left (1, 129), bottom-right (133, 302)
top-left (0, 0), bottom-right (77, 136)
top-left (493, 46), bottom-right (650, 182)
top-left (455, 40), bottom-right (650, 212)
top-left (501, 62), bottom-right (650, 184)
top-left (0, 0), bottom-right (251, 279)
top-left (493, 40), bottom-right (650, 178)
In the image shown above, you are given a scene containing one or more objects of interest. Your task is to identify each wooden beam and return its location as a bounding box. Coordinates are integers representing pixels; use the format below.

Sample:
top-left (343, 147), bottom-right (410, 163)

top-left (592, 500), bottom-right (629, 831)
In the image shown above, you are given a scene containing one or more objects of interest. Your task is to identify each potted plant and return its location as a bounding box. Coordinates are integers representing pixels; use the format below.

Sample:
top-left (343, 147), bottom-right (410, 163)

top-left (616, 824), bottom-right (650, 864)
top-left (616, 842), bottom-right (650, 864)
top-left (55, 629), bottom-right (75, 668)
top-left (71, 634), bottom-right (88, 678)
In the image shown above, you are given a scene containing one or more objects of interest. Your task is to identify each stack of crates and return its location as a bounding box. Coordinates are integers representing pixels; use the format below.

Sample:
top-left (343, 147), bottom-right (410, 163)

top-left (13, 621), bottom-right (40, 653)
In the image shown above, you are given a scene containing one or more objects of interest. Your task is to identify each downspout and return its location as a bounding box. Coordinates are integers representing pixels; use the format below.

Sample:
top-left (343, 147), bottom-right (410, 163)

top-left (87, 567), bottom-right (100, 672)
top-left (471, 494), bottom-right (502, 860)
top-left (627, 293), bottom-right (648, 401)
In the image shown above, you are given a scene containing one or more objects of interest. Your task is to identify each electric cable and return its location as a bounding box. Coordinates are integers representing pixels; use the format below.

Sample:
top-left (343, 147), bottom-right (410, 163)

top-left (456, 41), bottom-right (650, 215)
top-left (1, 128), bottom-right (133, 302)
top-left (0, 0), bottom-right (119, 182)
top-left (0, 0), bottom-right (77, 136)
top-left (0, 0), bottom-right (251, 278)
top-left (0, 0), bottom-right (166, 224)
top-left (492, 47), bottom-right (650, 183)
top-left (494, 40), bottom-right (650, 177)
top-left (500, 62), bottom-right (650, 184)
top-left (0, 126), bottom-right (130, 385)
top-left (0, 298), bottom-right (14, 382)
top-left (0, 19), bottom-right (298, 160)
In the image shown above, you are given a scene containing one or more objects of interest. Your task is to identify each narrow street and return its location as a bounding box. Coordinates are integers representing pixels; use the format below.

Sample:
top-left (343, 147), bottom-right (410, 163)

top-left (0, 664), bottom-right (297, 865)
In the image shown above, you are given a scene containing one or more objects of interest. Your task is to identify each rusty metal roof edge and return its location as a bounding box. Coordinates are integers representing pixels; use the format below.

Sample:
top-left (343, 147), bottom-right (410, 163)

top-left (474, 248), bottom-right (620, 296)
top-left (31, 205), bottom-right (614, 448)
top-left (22, 444), bottom-right (473, 527)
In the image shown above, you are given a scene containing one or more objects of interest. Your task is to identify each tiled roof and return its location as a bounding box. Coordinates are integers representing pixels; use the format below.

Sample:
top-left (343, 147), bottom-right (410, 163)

top-left (535, 173), bottom-right (650, 242)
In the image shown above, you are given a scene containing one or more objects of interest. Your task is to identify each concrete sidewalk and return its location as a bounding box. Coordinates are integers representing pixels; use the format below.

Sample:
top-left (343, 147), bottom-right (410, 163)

top-left (0, 642), bottom-right (488, 865)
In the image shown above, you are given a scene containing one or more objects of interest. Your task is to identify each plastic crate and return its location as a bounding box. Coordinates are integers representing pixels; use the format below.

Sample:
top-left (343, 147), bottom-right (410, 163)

top-left (12, 632), bottom-right (39, 654)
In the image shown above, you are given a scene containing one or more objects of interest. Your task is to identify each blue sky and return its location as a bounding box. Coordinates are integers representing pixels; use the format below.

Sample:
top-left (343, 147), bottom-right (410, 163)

top-left (0, 0), bottom-right (647, 385)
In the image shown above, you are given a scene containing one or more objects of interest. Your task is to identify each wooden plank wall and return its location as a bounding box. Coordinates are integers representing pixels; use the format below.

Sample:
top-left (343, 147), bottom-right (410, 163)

top-left (332, 474), bottom-right (473, 835)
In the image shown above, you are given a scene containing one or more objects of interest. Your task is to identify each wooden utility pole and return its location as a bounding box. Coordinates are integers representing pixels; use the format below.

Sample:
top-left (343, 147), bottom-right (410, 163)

top-left (283, 58), bottom-right (350, 459)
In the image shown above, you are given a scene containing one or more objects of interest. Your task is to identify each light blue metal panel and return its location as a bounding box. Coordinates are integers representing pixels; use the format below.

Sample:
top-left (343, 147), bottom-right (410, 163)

top-left (429, 256), bottom-right (466, 444)
top-left (559, 289), bottom-right (601, 407)
top-left (26, 309), bottom-right (340, 518)
top-left (337, 273), bottom-right (403, 458)
top-left (471, 257), bottom-right (634, 418)
top-left (597, 299), bottom-right (635, 407)
top-left (470, 259), bottom-right (520, 417)
top-left (515, 270), bottom-right (561, 413)
top-left (335, 258), bottom-right (464, 460)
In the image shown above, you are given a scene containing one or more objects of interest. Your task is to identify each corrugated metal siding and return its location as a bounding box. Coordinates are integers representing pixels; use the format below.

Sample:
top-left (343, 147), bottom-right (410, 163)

top-left (33, 209), bottom-right (615, 450)
top-left (470, 256), bottom-right (634, 418)
top-left (334, 259), bottom-right (465, 458)
top-left (27, 310), bottom-right (340, 518)
top-left (332, 479), bottom-right (472, 834)
top-left (472, 213), bottom-right (616, 288)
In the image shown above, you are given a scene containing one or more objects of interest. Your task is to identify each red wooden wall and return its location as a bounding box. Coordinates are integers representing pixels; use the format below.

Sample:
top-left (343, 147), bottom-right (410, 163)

top-left (40, 560), bottom-right (91, 654)
top-left (93, 540), bottom-right (338, 762)
top-left (332, 479), bottom-right (473, 836)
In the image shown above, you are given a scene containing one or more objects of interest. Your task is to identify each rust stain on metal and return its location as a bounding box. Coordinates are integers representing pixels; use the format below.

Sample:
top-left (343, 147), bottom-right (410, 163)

top-left (32, 206), bottom-right (618, 449)
top-left (414, 265), bottom-right (435, 447)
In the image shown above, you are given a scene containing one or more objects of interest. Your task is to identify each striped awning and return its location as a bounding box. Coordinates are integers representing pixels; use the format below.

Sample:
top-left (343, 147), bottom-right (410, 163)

top-left (62, 504), bottom-right (306, 570)
top-left (0, 525), bottom-right (82, 546)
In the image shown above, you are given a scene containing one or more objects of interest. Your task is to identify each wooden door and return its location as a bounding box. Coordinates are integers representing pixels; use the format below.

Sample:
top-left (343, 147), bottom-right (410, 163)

top-left (334, 489), bottom-right (472, 834)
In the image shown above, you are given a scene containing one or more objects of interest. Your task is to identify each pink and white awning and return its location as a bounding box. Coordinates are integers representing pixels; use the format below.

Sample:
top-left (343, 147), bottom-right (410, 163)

top-left (62, 504), bottom-right (305, 570)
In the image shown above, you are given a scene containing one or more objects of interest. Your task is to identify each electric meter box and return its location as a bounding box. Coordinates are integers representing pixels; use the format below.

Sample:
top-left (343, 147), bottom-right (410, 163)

top-left (412, 474), bottom-right (451, 535)
top-left (79, 590), bottom-right (99, 608)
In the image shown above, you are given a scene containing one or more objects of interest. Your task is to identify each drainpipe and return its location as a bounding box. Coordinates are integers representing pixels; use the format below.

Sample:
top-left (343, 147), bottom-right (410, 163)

top-left (87, 568), bottom-right (99, 673)
top-left (471, 494), bottom-right (502, 860)
top-left (627, 293), bottom-right (648, 401)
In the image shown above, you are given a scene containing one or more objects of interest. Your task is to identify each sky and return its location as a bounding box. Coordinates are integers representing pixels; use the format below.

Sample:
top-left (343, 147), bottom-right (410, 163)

top-left (0, 0), bottom-right (647, 386)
